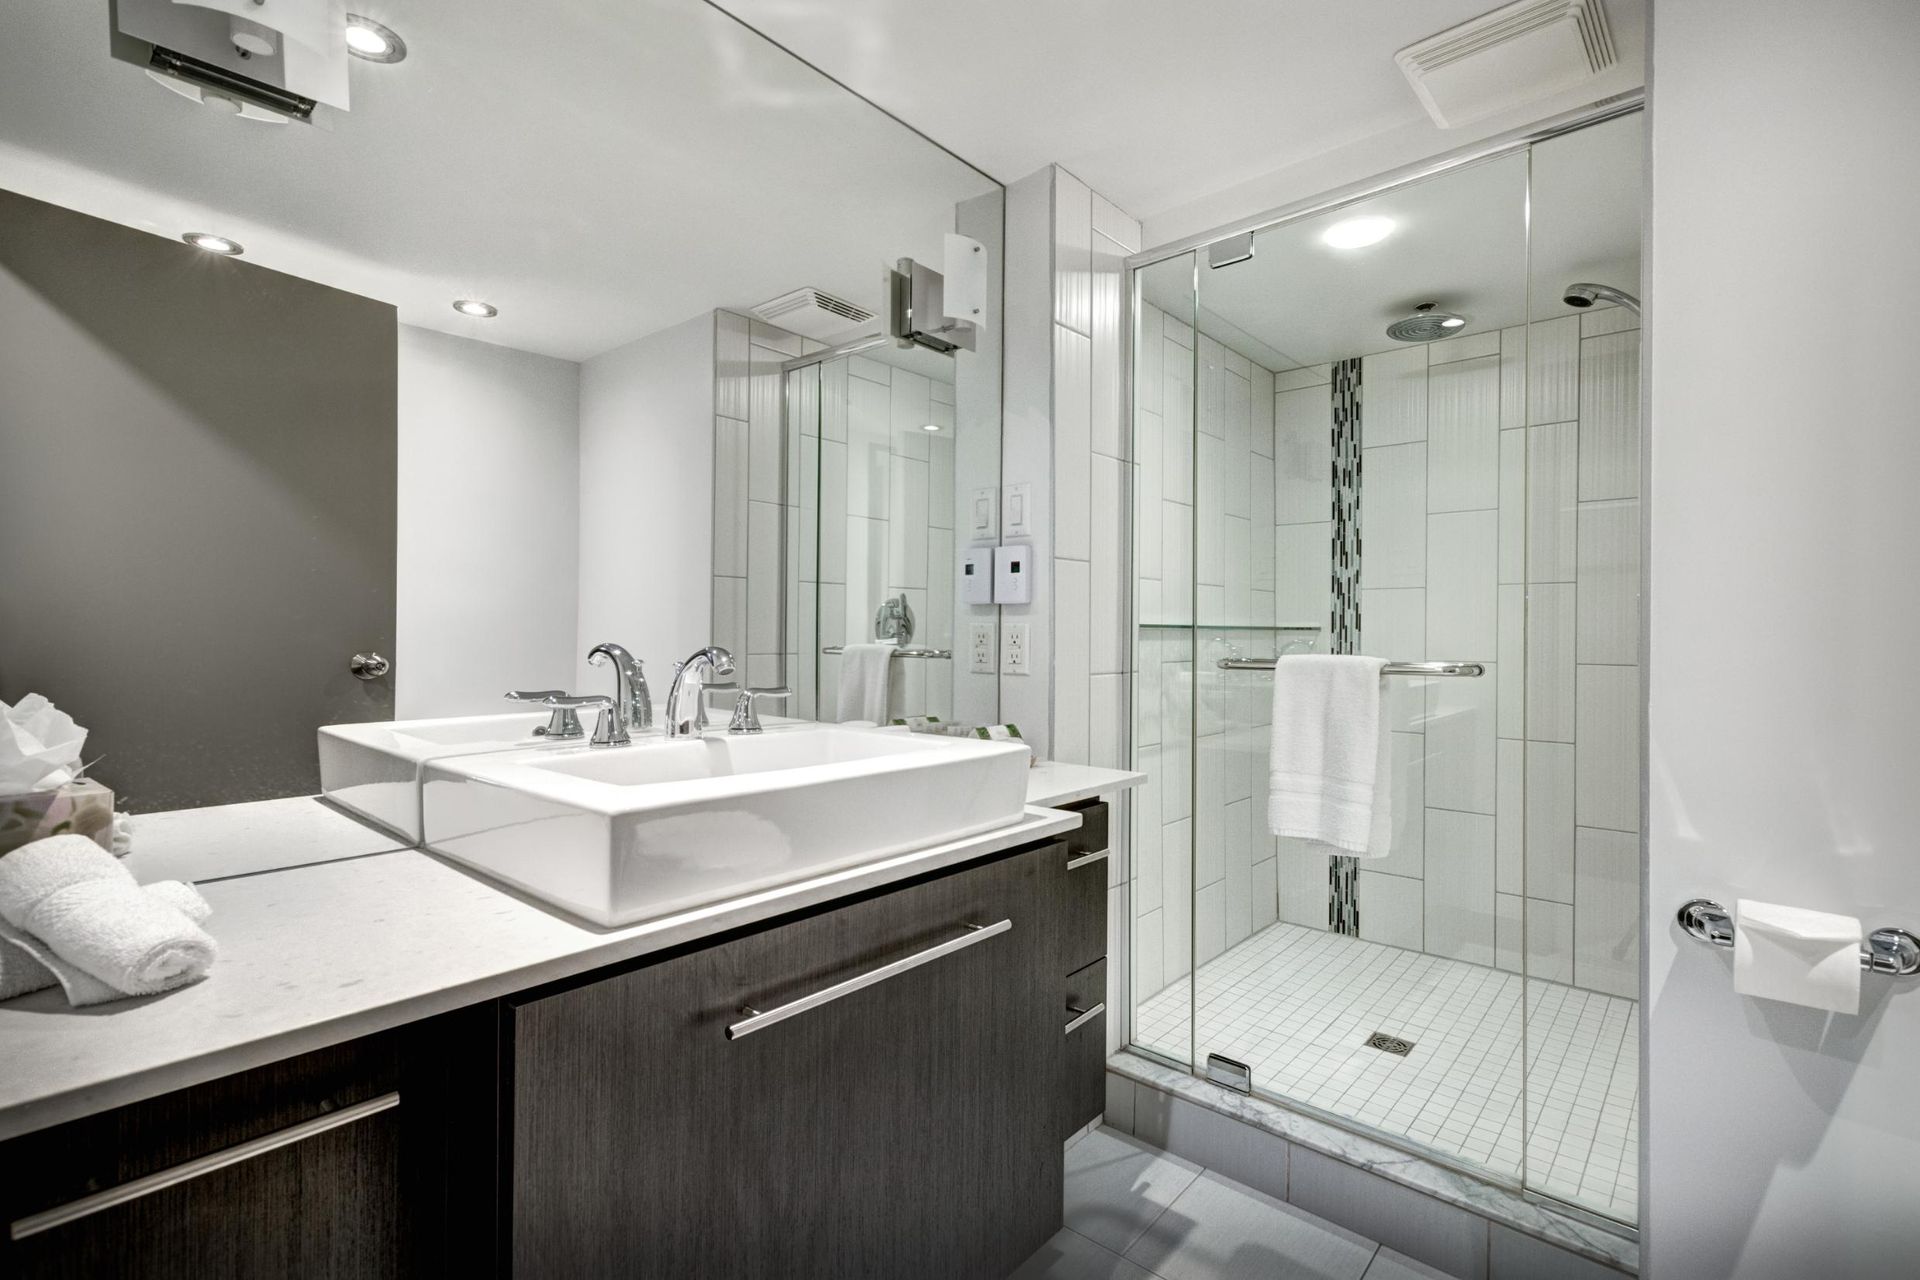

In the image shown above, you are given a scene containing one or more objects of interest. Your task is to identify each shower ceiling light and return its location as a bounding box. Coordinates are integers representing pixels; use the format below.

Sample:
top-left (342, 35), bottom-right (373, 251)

top-left (1321, 216), bottom-right (1396, 249)
top-left (345, 16), bottom-right (407, 63)
top-left (182, 232), bottom-right (243, 255)
top-left (452, 299), bottom-right (498, 318)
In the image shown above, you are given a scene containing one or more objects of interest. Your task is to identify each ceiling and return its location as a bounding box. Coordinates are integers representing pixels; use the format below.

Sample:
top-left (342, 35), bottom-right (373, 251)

top-left (712, 0), bottom-right (1644, 228)
top-left (1142, 112), bottom-right (1642, 368)
top-left (0, 1), bottom-right (994, 360)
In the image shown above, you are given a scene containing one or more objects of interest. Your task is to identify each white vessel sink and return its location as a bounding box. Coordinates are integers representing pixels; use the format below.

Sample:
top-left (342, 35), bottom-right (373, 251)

top-left (419, 723), bottom-right (1032, 926)
top-left (319, 712), bottom-right (564, 842)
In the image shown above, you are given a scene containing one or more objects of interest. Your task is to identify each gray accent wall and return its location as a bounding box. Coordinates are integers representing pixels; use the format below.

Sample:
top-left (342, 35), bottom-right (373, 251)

top-left (0, 188), bottom-right (397, 811)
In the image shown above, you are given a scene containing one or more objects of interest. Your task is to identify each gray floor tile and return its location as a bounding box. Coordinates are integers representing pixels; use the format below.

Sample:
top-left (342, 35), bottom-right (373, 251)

top-left (1124, 1170), bottom-right (1378, 1280)
top-left (1010, 1228), bottom-right (1158, 1280)
top-left (1366, 1246), bottom-right (1466, 1279)
top-left (1065, 1126), bottom-right (1204, 1256)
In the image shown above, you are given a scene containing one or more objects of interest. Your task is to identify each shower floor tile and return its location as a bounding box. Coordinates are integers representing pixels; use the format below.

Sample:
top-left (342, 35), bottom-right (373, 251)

top-left (1134, 922), bottom-right (1638, 1225)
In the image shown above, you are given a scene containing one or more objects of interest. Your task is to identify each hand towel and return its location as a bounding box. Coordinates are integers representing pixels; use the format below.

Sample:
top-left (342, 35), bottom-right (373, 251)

top-left (836, 643), bottom-right (904, 723)
top-left (1266, 655), bottom-right (1393, 858)
top-left (0, 930), bottom-right (55, 1001)
top-left (0, 834), bottom-right (216, 1002)
top-left (0, 881), bottom-right (211, 1006)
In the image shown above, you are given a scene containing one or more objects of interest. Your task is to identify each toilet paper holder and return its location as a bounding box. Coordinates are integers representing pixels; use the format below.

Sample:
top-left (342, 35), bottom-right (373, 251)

top-left (1677, 899), bottom-right (1920, 977)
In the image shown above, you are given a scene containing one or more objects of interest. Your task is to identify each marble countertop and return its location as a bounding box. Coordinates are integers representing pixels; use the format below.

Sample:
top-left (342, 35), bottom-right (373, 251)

top-left (1025, 761), bottom-right (1146, 809)
top-left (0, 798), bottom-right (1080, 1142)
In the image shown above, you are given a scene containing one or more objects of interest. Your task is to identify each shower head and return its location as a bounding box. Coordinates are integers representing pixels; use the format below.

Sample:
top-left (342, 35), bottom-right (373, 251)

top-left (1385, 302), bottom-right (1469, 343)
top-left (1564, 282), bottom-right (1641, 314)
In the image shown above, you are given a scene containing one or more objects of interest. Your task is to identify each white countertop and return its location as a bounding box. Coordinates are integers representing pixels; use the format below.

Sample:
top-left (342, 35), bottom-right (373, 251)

top-left (1025, 761), bottom-right (1146, 809)
top-left (0, 799), bottom-right (1080, 1141)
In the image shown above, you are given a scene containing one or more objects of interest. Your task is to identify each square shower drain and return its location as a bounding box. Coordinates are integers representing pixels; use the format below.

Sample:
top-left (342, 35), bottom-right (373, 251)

top-left (1365, 1032), bottom-right (1415, 1056)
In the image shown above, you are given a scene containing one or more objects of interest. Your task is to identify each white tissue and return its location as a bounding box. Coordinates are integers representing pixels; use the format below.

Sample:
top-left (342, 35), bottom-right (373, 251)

top-left (1733, 899), bottom-right (1862, 1015)
top-left (0, 694), bottom-right (88, 792)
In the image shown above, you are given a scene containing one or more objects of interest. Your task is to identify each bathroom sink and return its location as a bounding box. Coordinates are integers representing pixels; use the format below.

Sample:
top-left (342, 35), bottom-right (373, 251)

top-left (419, 723), bottom-right (1033, 926)
top-left (318, 712), bottom-right (569, 842)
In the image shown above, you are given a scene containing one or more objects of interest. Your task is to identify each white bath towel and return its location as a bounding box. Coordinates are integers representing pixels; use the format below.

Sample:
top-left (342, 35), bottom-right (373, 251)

top-left (836, 643), bottom-right (904, 724)
top-left (0, 834), bottom-right (216, 1004)
top-left (1266, 655), bottom-right (1393, 858)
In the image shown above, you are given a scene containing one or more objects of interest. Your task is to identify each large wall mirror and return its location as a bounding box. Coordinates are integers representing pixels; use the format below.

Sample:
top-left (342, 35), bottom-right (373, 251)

top-left (0, 0), bottom-right (1001, 813)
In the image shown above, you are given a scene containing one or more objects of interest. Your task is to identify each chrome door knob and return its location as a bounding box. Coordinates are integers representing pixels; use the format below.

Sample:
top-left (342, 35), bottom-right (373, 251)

top-left (350, 652), bottom-right (391, 680)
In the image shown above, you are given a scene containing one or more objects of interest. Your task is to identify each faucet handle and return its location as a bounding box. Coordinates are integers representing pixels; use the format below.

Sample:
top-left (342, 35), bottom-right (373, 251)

top-left (507, 689), bottom-right (600, 740)
top-left (726, 687), bottom-right (792, 734)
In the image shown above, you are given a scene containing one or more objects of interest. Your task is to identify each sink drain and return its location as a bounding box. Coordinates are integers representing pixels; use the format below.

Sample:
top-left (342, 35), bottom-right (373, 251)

top-left (1365, 1031), bottom-right (1415, 1056)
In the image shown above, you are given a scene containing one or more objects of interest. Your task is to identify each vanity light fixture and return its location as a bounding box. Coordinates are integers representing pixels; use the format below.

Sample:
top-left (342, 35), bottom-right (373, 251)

top-left (182, 232), bottom-right (243, 255)
top-left (345, 15), bottom-right (407, 63)
top-left (452, 299), bottom-right (498, 318)
top-left (1320, 215), bottom-right (1396, 249)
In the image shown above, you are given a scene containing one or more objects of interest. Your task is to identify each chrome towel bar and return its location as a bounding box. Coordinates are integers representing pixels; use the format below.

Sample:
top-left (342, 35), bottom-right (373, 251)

top-left (726, 919), bottom-right (1012, 1040)
top-left (1677, 899), bottom-right (1920, 976)
top-left (1216, 658), bottom-right (1484, 676)
top-left (821, 645), bottom-right (953, 660)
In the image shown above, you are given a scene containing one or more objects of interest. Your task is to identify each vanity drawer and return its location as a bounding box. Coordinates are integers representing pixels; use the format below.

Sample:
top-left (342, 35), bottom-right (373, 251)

top-left (1062, 801), bottom-right (1110, 977)
top-left (1060, 958), bottom-right (1108, 1140)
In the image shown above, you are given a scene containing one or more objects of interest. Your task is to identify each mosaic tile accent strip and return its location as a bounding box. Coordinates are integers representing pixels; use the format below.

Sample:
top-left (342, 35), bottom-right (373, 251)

top-left (1328, 355), bottom-right (1364, 935)
top-left (1134, 920), bottom-right (1641, 1225)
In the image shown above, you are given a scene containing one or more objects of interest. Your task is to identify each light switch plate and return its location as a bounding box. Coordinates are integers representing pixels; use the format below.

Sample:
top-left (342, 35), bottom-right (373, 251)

top-left (1002, 482), bottom-right (1031, 539)
top-left (968, 621), bottom-right (996, 674)
top-left (1001, 621), bottom-right (1029, 675)
top-left (969, 487), bottom-right (999, 540)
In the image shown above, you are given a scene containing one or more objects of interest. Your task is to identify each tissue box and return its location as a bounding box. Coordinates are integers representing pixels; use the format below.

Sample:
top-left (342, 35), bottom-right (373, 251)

top-left (0, 779), bottom-right (115, 857)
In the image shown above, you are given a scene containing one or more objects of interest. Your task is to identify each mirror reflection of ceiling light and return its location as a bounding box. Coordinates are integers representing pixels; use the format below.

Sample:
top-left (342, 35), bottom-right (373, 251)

top-left (345, 16), bottom-right (407, 63)
top-left (182, 232), bottom-right (243, 255)
top-left (1440, 316), bottom-right (1466, 328)
top-left (1320, 216), bottom-right (1396, 249)
top-left (921, 423), bottom-right (942, 433)
top-left (452, 299), bottom-right (498, 318)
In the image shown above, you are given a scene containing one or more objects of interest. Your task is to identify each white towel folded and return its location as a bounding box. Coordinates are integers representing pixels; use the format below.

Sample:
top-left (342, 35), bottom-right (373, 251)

top-left (0, 834), bottom-right (216, 1005)
top-left (0, 930), bottom-right (55, 1001)
top-left (1266, 655), bottom-right (1393, 858)
top-left (836, 643), bottom-right (904, 723)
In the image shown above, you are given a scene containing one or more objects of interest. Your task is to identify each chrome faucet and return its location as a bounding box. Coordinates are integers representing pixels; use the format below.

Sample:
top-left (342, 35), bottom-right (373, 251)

top-left (664, 646), bottom-right (735, 738)
top-left (586, 642), bottom-right (652, 746)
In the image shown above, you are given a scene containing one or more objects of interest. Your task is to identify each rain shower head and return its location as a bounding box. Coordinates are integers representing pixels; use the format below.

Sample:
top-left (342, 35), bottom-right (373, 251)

top-left (1386, 303), bottom-right (1469, 343)
top-left (1564, 282), bottom-right (1641, 314)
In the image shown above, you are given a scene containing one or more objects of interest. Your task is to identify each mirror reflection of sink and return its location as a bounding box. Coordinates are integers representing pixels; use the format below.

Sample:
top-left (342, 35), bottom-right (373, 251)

top-left (319, 712), bottom-right (574, 842)
top-left (420, 724), bottom-right (1032, 926)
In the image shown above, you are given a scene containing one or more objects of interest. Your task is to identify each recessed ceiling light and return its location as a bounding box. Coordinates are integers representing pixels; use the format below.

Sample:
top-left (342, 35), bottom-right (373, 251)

top-left (921, 423), bottom-right (942, 433)
top-left (1440, 316), bottom-right (1467, 329)
top-left (452, 299), bottom-right (498, 318)
top-left (1320, 216), bottom-right (1396, 249)
top-left (345, 15), bottom-right (407, 63)
top-left (182, 232), bottom-right (243, 255)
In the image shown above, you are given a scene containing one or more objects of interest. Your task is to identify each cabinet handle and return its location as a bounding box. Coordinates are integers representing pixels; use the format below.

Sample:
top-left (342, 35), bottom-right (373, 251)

top-left (1064, 1002), bottom-right (1106, 1037)
top-left (1066, 849), bottom-right (1108, 871)
top-left (726, 919), bottom-right (1012, 1041)
top-left (8, 1092), bottom-right (400, 1241)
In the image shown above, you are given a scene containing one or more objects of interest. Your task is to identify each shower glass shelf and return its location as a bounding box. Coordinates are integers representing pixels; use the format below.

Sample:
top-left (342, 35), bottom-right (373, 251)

top-left (1138, 622), bottom-right (1322, 631)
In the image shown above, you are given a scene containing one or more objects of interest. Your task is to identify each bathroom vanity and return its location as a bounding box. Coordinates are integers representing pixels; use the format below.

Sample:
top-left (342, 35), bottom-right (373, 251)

top-left (0, 767), bottom-right (1132, 1278)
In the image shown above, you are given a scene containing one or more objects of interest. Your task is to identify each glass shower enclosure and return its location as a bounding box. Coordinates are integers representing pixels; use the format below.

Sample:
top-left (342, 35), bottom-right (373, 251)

top-left (1126, 112), bottom-right (1644, 1227)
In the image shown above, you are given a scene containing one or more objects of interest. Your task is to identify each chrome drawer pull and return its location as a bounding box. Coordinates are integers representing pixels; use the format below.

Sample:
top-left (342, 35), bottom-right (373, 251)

top-left (9, 1092), bottom-right (400, 1241)
top-left (1063, 1002), bottom-right (1106, 1037)
top-left (1065, 849), bottom-right (1108, 872)
top-left (726, 919), bottom-right (1013, 1041)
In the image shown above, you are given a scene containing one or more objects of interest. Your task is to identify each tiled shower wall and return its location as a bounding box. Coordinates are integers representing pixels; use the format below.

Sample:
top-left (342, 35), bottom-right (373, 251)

top-left (807, 353), bottom-right (958, 723)
top-left (1130, 306), bottom-right (1641, 1008)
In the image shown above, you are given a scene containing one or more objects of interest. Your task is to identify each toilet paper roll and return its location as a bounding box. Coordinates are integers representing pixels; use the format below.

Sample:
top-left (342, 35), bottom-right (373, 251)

top-left (1733, 899), bottom-right (1861, 1014)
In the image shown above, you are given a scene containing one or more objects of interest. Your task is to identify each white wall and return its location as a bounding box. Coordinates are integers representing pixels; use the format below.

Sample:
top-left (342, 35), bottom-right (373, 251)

top-left (395, 325), bottom-right (580, 718)
top-left (1646, 2), bottom-right (1920, 1274)
top-left (576, 314), bottom-right (714, 692)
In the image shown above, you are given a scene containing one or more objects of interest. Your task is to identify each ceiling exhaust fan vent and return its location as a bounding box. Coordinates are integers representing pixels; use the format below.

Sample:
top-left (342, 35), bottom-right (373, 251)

top-left (1395, 0), bottom-right (1616, 129)
top-left (751, 288), bottom-right (875, 341)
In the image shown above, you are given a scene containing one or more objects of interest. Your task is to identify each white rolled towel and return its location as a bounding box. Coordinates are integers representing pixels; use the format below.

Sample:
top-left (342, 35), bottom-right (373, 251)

top-left (0, 834), bottom-right (216, 1001)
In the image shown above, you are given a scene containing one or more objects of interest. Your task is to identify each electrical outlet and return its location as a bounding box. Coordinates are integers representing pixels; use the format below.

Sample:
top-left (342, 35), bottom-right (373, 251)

top-left (969, 622), bottom-right (996, 674)
top-left (1001, 621), bottom-right (1029, 675)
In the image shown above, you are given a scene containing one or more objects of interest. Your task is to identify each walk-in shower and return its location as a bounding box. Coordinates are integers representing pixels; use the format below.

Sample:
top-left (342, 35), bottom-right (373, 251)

top-left (1126, 110), bottom-right (1645, 1228)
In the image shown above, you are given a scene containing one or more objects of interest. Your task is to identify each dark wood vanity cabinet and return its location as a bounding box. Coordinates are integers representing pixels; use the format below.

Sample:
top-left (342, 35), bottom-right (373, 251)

top-left (509, 840), bottom-right (1068, 1279)
top-left (0, 835), bottom-right (1083, 1279)
top-left (1058, 799), bottom-right (1112, 1142)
